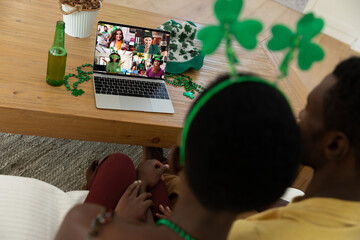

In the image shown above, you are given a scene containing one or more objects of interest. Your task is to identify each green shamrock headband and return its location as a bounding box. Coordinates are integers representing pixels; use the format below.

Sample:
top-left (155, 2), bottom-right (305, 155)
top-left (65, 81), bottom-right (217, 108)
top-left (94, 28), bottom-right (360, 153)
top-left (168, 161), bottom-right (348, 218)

top-left (110, 47), bottom-right (119, 54)
top-left (197, 0), bottom-right (324, 80)
top-left (179, 0), bottom-right (325, 166)
top-left (111, 26), bottom-right (122, 34)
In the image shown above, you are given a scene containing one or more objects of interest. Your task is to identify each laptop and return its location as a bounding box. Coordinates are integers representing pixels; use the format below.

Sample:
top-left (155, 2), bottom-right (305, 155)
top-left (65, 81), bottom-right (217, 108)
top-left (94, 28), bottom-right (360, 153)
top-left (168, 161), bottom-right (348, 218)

top-left (92, 21), bottom-right (174, 113)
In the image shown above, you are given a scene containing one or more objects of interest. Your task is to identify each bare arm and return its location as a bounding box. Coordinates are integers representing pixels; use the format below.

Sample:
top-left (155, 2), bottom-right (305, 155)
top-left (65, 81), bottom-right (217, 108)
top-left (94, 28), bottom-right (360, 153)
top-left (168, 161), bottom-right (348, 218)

top-left (55, 204), bottom-right (105, 240)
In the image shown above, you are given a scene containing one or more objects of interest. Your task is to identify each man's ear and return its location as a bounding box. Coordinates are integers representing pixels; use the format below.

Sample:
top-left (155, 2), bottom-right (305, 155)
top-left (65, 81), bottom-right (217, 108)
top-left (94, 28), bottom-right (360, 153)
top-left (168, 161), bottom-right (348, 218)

top-left (168, 145), bottom-right (182, 175)
top-left (324, 131), bottom-right (350, 162)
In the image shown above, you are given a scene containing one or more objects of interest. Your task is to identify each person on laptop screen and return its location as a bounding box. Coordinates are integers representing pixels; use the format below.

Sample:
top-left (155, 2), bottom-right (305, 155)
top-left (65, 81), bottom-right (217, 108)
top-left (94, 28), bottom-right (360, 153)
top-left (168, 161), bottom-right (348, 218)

top-left (104, 53), bottom-right (125, 74)
top-left (106, 28), bottom-right (128, 51)
top-left (136, 31), bottom-right (161, 55)
top-left (97, 25), bottom-right (110, 46)
top-left (137, 59), bottom-right (147, 75)
top-left (146, 56), bottom-right (165, 78)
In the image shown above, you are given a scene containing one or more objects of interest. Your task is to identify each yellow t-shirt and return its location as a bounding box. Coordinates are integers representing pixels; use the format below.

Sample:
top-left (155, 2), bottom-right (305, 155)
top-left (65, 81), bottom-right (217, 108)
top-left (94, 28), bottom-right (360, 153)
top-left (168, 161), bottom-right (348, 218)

top-left (228, 198), bottom-right (360, 240)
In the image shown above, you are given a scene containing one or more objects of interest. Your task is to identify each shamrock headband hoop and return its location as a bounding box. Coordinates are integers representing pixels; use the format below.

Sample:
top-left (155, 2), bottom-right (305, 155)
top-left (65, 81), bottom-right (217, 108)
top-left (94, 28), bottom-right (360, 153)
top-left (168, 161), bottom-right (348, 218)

top-left (179, 0), bottom-right (326, 166)
top-left (180, 75), bottom-right (279, 165)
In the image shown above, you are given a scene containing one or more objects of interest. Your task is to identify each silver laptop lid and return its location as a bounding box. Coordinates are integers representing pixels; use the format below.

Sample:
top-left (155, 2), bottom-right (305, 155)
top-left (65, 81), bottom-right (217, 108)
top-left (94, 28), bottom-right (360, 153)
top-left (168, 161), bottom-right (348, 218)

top-left (93, 21), bottom-right (171, 80)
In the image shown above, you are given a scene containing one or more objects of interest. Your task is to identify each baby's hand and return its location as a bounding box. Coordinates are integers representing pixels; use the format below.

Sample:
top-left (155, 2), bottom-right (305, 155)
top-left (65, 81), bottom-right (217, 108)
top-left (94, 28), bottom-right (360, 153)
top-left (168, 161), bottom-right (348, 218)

top-left (137, 160), bottom-right (168, 189)
top-left (155, 204), bottom-right (172, 220)
top-left (115, 180), bottom-right (152, 222)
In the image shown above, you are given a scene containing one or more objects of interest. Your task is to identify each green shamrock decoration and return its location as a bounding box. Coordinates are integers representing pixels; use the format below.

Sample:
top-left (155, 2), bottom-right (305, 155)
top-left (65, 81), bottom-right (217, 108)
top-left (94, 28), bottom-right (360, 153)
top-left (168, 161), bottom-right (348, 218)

top-left (184, 91), bottom-right (194, 99)
top-left (71, 88), bottom-right (84, 97)
top-left (197, 0), bottom-right (263, 76)
top-left (267, 13), bottom-right (325, 78)
top-left (110, 47), bottom-right (116, 53)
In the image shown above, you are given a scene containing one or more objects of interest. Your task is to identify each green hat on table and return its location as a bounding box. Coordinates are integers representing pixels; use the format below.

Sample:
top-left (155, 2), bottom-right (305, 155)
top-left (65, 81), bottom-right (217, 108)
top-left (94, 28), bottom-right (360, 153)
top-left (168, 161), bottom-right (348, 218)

top-left (158, 20), bottom-right (205, 74)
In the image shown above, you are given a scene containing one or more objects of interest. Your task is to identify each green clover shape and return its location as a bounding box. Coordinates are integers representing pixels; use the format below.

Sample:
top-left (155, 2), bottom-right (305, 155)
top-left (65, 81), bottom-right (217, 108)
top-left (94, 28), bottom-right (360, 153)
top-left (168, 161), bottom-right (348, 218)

top-left (184, 91), bottom-right (194, 99)
top-left (197, 0), bottom-right (262, 76)
top-left (198, 0), bottom-right (262, 55)
top-left (267, 13), bottom-right (325, 77)
top-left (71, 88), bottom-right (84, 97)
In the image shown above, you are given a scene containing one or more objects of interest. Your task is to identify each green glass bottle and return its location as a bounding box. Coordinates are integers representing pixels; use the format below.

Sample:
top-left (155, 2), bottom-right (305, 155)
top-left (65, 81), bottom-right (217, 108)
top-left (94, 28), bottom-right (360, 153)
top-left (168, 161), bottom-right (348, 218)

top-left (46, 21), bottom-right (67, 86)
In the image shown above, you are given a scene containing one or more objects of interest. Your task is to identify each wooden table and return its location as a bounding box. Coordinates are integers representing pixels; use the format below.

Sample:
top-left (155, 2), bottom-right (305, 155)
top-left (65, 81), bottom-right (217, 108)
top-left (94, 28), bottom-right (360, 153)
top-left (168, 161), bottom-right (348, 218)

top-left (0, 0), bottom-right (307, 148)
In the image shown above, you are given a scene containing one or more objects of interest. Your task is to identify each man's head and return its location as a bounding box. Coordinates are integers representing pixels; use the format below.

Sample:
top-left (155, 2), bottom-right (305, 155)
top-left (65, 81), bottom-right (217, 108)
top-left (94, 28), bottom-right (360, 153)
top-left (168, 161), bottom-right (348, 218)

top-left (144, 37), bottom-right (153, 48)
top-left (183, 74), bottom-right (301, 213)
top-left (299, 57), bottom-right (360, 170)
top-left (104, 26), bottom-right (108, 32)
top-left (143, 31), bottom-right (154, 48)
top-left (151, 56), bottom-right (163, 66)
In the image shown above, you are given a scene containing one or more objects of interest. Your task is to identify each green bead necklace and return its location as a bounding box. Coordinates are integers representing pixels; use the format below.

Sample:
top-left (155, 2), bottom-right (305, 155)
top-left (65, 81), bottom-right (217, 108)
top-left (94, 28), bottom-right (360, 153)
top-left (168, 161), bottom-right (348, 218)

top-left (63, 64), bottom-right (93, 96)
top-left (63, 67), bottom-right (205, 99)
top-left (164, 74), bottom-right (205, 99)
top-left (156, 219), bottom-right (196, 240)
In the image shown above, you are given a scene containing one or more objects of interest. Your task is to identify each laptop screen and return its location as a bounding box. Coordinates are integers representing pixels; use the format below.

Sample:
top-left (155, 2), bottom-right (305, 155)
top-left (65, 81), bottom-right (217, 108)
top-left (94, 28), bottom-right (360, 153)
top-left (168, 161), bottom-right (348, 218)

top-left (93, 21), bottom-right (170, 80)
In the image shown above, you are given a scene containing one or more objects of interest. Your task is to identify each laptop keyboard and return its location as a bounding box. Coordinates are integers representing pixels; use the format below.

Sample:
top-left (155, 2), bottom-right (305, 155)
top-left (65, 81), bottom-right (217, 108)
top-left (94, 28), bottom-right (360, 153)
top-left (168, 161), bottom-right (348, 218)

top-left (94, 76), bottom-right (170, 99)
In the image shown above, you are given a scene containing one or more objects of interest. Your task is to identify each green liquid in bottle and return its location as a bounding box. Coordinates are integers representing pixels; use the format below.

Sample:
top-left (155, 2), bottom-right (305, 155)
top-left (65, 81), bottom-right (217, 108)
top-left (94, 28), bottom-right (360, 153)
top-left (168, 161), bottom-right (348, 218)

top-left (46, 48), bottom-right (67, 86)
top-left (46, 21), bottom-right (67, 86)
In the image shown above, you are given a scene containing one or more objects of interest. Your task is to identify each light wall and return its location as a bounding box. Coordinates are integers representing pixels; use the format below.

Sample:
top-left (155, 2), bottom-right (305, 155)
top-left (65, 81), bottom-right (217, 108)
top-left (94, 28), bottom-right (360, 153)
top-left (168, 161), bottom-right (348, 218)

top-left (304, 0), bottom-right (360, 52)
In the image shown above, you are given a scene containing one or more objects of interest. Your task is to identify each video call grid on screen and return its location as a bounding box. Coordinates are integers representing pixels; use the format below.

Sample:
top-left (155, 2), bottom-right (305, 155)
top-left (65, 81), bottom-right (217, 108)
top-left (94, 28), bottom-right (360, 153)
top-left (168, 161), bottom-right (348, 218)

top-left (94, 21), bottom-right (171, 80)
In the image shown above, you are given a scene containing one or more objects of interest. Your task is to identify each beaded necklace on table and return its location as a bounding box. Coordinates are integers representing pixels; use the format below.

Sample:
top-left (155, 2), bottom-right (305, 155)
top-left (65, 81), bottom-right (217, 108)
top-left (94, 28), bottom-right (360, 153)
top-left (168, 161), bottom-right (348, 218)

top-left (164, 74), bottom-right (205, 99)
top-left (63, 65), bottom-right (206, 99)
top-left (63, 64), bottom-right (93, 96)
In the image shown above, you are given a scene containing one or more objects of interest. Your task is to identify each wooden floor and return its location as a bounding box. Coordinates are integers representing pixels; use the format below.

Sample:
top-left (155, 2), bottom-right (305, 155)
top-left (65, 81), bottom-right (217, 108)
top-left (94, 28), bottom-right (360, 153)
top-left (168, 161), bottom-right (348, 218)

top-left (106, 0), bottom-right (359, 192)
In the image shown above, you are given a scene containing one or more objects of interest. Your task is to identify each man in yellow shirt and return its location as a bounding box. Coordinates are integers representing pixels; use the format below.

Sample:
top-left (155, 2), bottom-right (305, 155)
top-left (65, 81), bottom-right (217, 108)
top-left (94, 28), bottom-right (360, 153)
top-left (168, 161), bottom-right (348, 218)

top-left (228, 57), bottom-right (360, 240)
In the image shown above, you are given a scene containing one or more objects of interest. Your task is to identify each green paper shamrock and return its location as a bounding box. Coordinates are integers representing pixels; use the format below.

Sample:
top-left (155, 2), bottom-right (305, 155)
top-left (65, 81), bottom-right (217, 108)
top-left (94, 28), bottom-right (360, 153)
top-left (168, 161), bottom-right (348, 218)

top-left (267, 13), bottom-right (325, 78)
top-left (197, 0), bottom-right (262, 76)
top-left (197, 0), bottom-right (263, 54)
